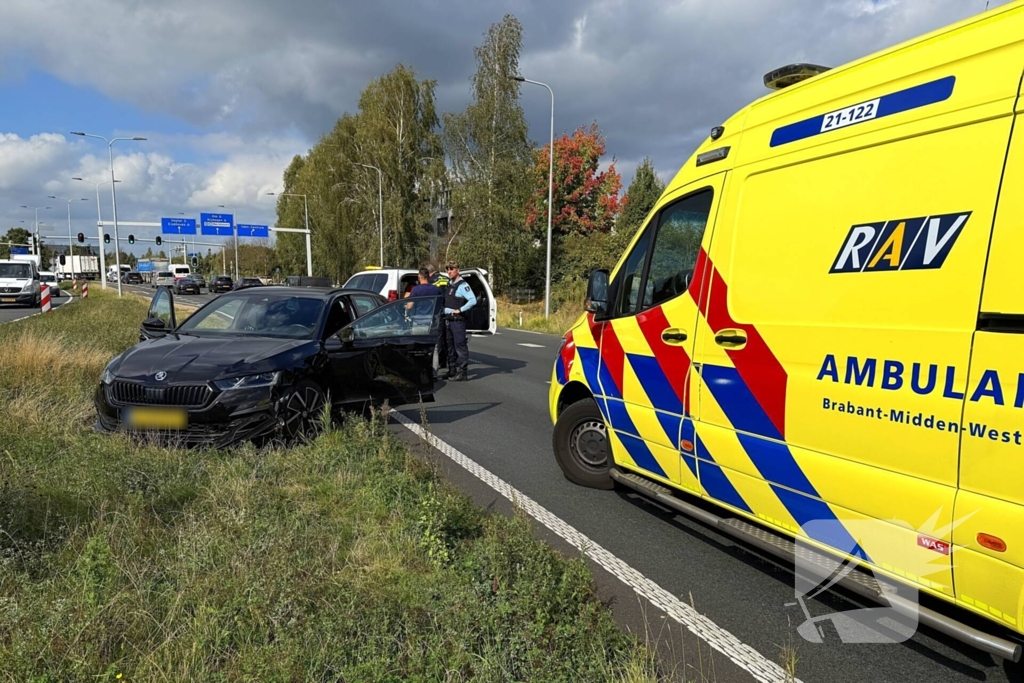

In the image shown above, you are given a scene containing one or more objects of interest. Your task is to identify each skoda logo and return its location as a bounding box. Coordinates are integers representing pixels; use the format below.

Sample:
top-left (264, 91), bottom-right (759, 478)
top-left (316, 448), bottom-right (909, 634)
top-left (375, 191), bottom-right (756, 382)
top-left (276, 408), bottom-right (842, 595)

top-left (155, 371), bottom-right (167, 381)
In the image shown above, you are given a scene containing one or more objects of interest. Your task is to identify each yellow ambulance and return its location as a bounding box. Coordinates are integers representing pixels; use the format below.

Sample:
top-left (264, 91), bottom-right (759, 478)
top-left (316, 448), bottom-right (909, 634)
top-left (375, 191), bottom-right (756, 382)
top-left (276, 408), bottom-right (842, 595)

top-left (549, 1), bottom-right (1024, 660)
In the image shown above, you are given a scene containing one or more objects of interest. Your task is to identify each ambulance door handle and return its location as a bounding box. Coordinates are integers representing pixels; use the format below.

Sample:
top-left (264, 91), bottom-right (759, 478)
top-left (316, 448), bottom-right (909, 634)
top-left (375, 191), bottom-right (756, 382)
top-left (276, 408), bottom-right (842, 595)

top-left (715, 330), bottom-right (747, 349)
top-left (661, 328), bottom-right (688, 344)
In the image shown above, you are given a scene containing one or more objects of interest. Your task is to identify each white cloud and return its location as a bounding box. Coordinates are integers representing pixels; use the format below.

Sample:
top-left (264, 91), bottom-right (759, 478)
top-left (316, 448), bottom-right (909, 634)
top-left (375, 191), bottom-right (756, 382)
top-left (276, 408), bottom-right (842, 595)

top-left (0, 132), bottom-right (301, 243)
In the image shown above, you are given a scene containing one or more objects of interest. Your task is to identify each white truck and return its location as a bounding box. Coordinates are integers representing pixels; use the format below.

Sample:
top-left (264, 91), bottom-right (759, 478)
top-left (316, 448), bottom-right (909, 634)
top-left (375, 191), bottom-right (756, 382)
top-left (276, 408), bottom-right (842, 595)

top-left (55, 255), bottom-right (100, 281)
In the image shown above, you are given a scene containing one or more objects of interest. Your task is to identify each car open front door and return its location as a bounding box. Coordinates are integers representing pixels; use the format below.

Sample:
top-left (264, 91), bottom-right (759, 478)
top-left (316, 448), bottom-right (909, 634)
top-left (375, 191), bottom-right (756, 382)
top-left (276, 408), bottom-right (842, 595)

top-left (462, 269), bottom-right (497, 334)
top-left (337, 296), bottom-right (443, 404)
top-left (140, 286), bottom-right (176, 341)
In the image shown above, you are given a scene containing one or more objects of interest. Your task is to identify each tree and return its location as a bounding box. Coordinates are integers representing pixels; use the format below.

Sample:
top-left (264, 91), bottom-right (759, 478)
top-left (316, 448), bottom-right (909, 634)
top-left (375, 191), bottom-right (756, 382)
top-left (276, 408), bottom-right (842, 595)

top-left (0, 228), bottom-right (32, 259)
top-left (274, 65), bottom-right (442, 284)
top-left (443, 14), bottom-right (535, 292)
top-left (616, 157), bottom-right (665, 242)
top-left (526, 123), bottom-right (622, 238)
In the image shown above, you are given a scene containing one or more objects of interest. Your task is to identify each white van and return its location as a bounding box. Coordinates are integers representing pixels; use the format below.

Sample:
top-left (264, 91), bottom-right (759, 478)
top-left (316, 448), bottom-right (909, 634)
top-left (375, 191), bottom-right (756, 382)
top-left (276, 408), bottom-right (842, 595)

top-left (343, 267), bottom-right (497, 334)
top-left (169, 264), bottom-right (191, 281)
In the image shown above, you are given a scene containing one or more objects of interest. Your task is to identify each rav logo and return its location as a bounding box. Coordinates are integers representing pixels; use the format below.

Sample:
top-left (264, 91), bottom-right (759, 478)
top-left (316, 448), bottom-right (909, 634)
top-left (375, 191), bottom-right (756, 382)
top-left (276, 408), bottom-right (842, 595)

top-left (830, 212), bottom-right (970, 273)
top-left (155, 371), bottom-right (167, 381)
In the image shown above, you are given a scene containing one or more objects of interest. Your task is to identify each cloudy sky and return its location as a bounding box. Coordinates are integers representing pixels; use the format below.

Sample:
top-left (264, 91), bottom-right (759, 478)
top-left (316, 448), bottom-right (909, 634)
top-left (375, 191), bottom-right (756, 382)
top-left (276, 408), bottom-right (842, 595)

top-left (0, 0), bottom-right (1005, 254)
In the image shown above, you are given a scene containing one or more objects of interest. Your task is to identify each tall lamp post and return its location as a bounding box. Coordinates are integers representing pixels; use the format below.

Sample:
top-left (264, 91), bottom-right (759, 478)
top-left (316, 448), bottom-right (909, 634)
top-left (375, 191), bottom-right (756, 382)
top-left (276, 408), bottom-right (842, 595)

top-left (72, 177), bottom-right (120, 289)
top-left (216, 205), bottom-right (238, 280)
top-left (512, 75), bottom-right (555, 318)
top-left (48, 196), bottom-right (88, 281)
top-left (71, 131), bottom-right (147, 297)
top-left (266, 192), bottom-right (312, 276)
top-left (353, 164), bottom-right (384, 267)
top-left (20, 205), bottom-right (51, 257)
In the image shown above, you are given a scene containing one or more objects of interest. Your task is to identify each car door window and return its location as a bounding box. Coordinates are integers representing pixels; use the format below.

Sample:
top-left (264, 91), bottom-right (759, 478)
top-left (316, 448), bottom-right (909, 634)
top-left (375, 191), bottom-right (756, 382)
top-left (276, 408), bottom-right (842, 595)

top-left (351, 295), bottom-right (380, 318)
top-left (348, 298), bottom-right (441, 339)
top-left (612, 225), bottom-right (653, 317)
top-left (642, 189), bottom-right (713, 310)
top-left (147, 288), bottom-right (175, 327)
top-left (323, 298), bottom-right (354, 338)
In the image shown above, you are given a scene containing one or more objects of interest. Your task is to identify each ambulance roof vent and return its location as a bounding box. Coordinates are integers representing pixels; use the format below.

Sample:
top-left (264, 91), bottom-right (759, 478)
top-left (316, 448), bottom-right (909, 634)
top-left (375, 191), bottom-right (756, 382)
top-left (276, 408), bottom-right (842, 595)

top-left (763, 63), bottom-right (831, 91)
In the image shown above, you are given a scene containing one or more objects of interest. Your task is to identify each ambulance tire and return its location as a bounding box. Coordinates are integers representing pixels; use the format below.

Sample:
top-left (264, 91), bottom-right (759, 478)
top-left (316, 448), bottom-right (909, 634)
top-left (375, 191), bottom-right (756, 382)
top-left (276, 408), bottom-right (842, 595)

top-left (553, 398), bottom-right (614, 490)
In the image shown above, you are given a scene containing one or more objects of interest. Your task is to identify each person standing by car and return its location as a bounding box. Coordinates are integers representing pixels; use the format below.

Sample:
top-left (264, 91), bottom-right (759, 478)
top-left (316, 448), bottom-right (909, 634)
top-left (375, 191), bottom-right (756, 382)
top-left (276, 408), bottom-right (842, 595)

top-left (442, 261), bottom-right (476, 382)
top-left (406, 267), bottom-right (441, 300)
top-left (428, 264), bottom-right (450, 375)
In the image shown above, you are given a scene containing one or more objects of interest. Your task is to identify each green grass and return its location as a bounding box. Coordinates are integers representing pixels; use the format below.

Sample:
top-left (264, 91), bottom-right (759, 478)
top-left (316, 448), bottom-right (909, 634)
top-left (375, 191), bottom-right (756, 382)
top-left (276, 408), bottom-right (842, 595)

top-left (0, 288), bottom-right (661, 682)
top-left (497, 279), bottom-right (589, 336)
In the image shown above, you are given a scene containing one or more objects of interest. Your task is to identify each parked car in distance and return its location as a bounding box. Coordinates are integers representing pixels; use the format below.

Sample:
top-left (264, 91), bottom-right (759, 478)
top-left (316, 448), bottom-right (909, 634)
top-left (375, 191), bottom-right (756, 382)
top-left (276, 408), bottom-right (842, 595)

top-left (174, 277), bottom-right (201, 295)
top-left (94, 286), bottom-right (427, 448)
top-left (210, 276), bottom-right (234, 293)
top-left (343, 267), bottom-right (498, 334)
top-left (154, 271), bottom-right (176, 288)
top-left (122, 272), bottom-right (143, 285)
top-left (37, 271), bottom-right (60, 297)
top-left (234, 277), bottom-right (264, 290)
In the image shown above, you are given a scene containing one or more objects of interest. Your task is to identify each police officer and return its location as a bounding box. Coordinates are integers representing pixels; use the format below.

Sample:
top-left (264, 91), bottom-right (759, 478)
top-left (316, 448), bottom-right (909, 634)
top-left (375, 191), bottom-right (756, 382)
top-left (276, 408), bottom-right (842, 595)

top-left (427, 264), bottom-right (450, 375)
top-left (442, 261), bottom-right (476, 381)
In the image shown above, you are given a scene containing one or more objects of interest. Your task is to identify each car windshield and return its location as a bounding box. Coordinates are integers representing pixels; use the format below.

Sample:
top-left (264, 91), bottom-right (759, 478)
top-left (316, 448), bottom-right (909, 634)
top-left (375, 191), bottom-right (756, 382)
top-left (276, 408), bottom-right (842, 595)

top-left (0, 264), bottom-right (32, 279)
top-left (157, 272), bottom-right (173, 278)
top-left (178, 291), bottom-right (325, 339)
top-left (39, 274), bottom-right (56, 282)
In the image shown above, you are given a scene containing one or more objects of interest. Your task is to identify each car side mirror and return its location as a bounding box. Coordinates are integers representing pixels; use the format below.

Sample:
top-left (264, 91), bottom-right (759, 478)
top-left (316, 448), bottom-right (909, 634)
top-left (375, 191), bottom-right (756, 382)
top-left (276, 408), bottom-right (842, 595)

top-left (340, 327), bottom-right (355, 346)
top-left (141, 317), bottom-right (168, 337)
top-left (585, 269), bottom-right (610, 319)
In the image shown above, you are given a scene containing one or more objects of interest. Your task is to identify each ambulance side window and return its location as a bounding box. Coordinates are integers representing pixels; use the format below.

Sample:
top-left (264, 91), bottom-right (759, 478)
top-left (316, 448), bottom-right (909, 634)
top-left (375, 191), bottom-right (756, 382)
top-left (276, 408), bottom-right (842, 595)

top-left (613, 227), bottom-right (653, 316)
top-left (642, 189), bottom-right (713, 310)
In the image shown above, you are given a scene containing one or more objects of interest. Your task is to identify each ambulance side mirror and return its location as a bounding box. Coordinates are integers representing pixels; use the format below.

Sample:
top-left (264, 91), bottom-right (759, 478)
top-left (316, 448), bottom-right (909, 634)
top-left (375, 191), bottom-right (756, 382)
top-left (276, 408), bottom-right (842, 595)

top-left (585, 269), bottom-right (610, 318)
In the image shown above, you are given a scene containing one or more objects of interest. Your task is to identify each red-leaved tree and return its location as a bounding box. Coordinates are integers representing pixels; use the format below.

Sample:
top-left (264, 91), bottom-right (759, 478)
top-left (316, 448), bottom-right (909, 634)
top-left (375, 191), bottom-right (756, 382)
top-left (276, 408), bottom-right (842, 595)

top-left (526, 123), bottom-right (622, 239)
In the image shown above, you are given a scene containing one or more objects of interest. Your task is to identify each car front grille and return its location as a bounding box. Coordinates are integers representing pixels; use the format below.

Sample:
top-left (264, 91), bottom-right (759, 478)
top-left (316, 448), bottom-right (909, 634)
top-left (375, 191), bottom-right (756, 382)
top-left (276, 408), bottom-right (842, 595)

top-left (109, 381), bottom-right (212, 407)
top-left (0, 287), bottom-right (23, 294)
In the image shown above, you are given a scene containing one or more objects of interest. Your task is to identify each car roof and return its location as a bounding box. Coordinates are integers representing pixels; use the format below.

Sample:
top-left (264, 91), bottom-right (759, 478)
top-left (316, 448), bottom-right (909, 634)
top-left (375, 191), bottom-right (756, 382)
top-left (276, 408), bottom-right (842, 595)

top-left (217, 285), bottom-right (382, 300)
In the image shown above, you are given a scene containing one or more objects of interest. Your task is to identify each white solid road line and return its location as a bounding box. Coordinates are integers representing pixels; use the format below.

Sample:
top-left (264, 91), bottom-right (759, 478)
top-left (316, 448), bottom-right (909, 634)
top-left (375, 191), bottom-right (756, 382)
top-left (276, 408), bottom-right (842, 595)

top-left (392, 410), bottom-right (801, 683)
top-left (517, 342), bottom-right (545, 348)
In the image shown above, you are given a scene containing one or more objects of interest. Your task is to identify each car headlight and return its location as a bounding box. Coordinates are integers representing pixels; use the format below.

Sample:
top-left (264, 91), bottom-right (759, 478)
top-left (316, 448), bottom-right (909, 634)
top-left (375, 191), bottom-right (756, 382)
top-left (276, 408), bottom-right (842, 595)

top-left (214, 372), bottom-right (280, 391)
top-left (22, 281), bottom-right (35, 291)
top-left (100, 365), bottom-right (116, 385)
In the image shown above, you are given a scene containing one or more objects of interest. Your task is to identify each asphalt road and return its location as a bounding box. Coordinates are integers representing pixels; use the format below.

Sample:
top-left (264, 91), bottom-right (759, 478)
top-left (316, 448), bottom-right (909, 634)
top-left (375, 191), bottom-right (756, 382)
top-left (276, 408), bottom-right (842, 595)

top-left (391, 328), bottom-right (1021, 683)
top-left (0, 290), bottom-right (71, 324)
top-left (119, 282), bottom-right (220, 307)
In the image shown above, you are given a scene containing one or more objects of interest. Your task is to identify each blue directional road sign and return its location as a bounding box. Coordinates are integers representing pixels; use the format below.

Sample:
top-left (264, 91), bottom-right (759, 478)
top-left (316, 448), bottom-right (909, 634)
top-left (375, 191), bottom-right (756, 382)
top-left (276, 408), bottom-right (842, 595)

top-left (187, 252), bottom-right (199, 259)
top-left (11, 246), bottom-right (29, 254)
top-left (136, 260), bottom-right (154, 272)
top-left (236, 224), bottom-right (269, 238)
top-left (161, 217), bottom-right (197, 235)
top-left (200, 212), bottom-right (234, 236)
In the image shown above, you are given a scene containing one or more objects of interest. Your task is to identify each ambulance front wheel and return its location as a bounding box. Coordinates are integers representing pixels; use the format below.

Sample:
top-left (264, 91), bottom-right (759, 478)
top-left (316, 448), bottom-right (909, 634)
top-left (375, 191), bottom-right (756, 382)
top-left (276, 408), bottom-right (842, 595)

top-left (553, 398), bottom-right (614, 490)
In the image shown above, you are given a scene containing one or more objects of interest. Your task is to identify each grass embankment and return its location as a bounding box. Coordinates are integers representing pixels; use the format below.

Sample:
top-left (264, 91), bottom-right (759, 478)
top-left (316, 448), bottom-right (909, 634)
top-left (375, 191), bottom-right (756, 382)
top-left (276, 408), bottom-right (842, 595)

top-left (497, 279), bottom-right (588, 336)
top-left (0, 288), bottom-right (660, 681)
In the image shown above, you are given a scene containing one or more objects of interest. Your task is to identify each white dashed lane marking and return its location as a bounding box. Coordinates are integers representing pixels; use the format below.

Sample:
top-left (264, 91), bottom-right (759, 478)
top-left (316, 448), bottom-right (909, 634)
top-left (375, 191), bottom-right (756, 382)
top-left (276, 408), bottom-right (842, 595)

top-left (392, 410), bottom-right (801, 683)
top-left (517, 342), bottom-right (545, 348)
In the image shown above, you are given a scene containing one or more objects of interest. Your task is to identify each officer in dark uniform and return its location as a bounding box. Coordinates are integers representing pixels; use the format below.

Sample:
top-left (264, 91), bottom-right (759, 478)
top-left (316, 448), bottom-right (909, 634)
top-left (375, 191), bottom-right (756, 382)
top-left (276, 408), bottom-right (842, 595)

top-left (442, 261), bottom-right (476, 381)
top-left (428, 264), bottom-right (450, 374)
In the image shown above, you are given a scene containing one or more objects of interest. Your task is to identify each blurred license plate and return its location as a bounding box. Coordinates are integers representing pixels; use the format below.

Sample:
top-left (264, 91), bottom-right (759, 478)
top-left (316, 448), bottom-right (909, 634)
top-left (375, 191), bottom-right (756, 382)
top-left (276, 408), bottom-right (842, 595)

top-left (124, 407), bottom-right (187, 430)
top-left (1, 297), bottom-right (15, 303)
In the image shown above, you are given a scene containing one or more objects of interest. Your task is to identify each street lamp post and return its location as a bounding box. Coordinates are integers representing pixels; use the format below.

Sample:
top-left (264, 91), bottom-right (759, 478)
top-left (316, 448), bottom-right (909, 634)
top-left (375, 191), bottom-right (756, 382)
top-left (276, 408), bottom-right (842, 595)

top-left (20, 206), bottom-right (51, 257)
top-left (512, 75), bottom-right (555, 318)
top-left (48, 196), bottom-right (88, 281)
top-left (217, 205), bottom-right (238, 280)
top-left (71, 132), bottom-right (147, 297)
top-left (72, 177), bottom-right (120, 289)
top-left (266, 193), bottom-right (312, 276)
top-left (353, 164), bottom-right (384, 267)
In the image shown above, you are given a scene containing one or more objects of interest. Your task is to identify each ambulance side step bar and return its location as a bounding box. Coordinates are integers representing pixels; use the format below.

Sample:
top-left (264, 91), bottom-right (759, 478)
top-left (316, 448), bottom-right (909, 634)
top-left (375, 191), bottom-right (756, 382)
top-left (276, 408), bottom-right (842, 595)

top-left (608, 468), bottom-right (1023, 663)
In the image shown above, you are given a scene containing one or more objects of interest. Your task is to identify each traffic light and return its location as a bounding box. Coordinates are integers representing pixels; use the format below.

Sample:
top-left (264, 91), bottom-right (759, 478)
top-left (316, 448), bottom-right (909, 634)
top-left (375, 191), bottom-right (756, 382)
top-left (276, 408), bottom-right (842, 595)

top-left (155, 236), bottom-right (162, 246)
top-left (191, 256), bottom-right (198, 267)
top-left (104, 233), bottom-right (111, 244)
top-left (59, 255), bottom-right (66, 266)
top-left (128, 234), bottom-right (135, 245)
top-left (77, 232), bottom-right (85, 243)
